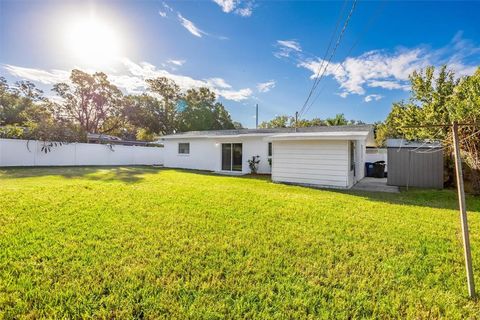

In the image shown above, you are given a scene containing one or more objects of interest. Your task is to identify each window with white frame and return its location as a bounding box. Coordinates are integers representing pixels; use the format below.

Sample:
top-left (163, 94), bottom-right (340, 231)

top-left (178, 143), bottom-right (190, 154)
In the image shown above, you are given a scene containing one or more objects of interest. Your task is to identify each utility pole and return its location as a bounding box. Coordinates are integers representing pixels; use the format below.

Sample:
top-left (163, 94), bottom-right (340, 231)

top-left (295, 111), bottom-right (299, 132)
top-left (452, 121), bottom-right (476, 298)
top-left (256, 104), bottom-right (259, 129)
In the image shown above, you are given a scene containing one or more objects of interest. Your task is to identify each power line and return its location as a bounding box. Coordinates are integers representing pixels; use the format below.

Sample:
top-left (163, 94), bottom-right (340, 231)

top-left (299, 0), bottom-right (357, 117)
top-left (297, 0), bottom-right (349, 116)
top-left (413, 128), bottom-right (480, 154)
top-left (302, 0), bottom-right (387, 117)
top-left (298, 0), bottom-right (358, 117)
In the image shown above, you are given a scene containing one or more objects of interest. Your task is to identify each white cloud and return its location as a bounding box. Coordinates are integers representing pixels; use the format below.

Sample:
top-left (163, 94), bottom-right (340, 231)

top-left (206, 77), bottom-right (232, 89)
top-left (298, 49), bottom-right (425, 96)
top-left (236, 6), bottom-right (252, 17)
top-left (368, 80), bottom-right (410, 91)
top-left (256, 80), bottom-right (276, 93)
top-left (217, 88), bottom-right (252, 101)
top-left (167, 59), bottom-right (186, 66)
top-left (177, 13), bottom-right (205, 38)
top-left (274, 33), bottom-right (479, 98)
top-left (159, 4), bottom-right (226, 39)
top-left (2, 65), bottom-right (69, 84)
top-left (296, 33), bottom-right (480, 97)
top-left (274, 40), bottom-right (302, 59)
top-left (2, 59), bottom-right (253, 102)
top-left (364, 94), bottom-right (383, 102)
top-left (277, 40), bottom-right (301, 52)
top-left (212, 0), bottom-right (254, 17)
top-left (213, 0), bottom-right (236, 12)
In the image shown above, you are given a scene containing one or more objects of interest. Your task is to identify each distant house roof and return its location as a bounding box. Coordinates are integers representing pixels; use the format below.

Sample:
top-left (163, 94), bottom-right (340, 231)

top-left (386, 139), bottom-right (442, 149)
top-left (161, 125), bottom-right (374, 140)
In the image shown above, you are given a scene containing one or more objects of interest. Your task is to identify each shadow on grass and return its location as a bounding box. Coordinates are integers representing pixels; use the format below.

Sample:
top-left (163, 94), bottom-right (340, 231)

top-left (168, 168), bottom-right (480, 212)
top-left (1, 166), bottom-right (479, 212)
top-left (0, 166), bottom-right (162, 184)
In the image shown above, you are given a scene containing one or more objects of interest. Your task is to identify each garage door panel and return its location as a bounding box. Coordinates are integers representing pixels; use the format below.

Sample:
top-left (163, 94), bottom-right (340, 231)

top-left (272, 140), bottom-right (349, 188)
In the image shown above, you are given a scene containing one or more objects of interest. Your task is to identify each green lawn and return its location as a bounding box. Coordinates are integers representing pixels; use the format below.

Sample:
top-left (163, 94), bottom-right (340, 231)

top-left (1, 167), bottom-right (480, 319)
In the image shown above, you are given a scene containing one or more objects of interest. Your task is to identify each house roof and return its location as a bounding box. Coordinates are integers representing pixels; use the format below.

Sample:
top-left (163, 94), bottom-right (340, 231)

top-left (161, 125), bottom-right (374, 140)
top-left (386, 139), bottom-right (442, 148)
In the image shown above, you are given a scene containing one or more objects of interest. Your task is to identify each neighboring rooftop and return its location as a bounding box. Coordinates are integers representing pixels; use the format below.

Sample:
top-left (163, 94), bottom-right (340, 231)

top-left (386, 139), bottom-right (442, 148)
top-left (161, 125), bottom-right (373, 139)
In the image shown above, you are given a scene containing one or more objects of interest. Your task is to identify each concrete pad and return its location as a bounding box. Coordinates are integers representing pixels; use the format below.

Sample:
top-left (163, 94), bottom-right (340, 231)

top-left (352, 177), bottom-right (400, 193)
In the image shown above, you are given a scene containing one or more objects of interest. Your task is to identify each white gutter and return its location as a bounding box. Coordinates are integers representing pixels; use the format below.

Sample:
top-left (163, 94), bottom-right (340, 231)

top-left (266, 131), bottom-right (370, 141)
top-left (162, 133), bottom-right (275, 140)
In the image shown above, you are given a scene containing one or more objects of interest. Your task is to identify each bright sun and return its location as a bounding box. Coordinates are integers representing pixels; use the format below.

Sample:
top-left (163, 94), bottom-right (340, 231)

top-left (65, 15), bottom-right (122, 68)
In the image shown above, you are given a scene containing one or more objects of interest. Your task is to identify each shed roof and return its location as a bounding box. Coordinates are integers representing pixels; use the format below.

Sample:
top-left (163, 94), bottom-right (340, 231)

top-left (386, 139), bottom-right (442, 148)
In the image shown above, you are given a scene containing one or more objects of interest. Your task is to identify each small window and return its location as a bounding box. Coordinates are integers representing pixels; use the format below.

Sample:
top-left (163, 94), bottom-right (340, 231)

top-left (178, 143), bottom-right (190, 154)
top-left (268, 142), bottom-right (272, 157)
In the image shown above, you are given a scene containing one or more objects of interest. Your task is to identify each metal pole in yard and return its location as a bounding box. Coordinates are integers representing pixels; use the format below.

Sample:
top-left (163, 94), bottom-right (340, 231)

top-left (452, 121), bottom-right (476, 298)
top-left (256, 104), bottom-right (259, 129)
top-left (295, 111), bottom-right (298, 132)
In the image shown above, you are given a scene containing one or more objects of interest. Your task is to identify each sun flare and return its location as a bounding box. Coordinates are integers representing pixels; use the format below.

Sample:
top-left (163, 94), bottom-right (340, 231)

top-left (64, 15), bottom-right (122, 68)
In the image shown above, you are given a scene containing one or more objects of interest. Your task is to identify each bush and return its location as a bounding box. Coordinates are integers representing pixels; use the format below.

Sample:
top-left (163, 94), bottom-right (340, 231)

top-left (248, 155), bottom-right (260, 174)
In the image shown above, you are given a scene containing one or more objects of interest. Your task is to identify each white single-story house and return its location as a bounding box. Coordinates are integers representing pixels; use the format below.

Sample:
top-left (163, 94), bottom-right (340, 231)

top-left (161, 125), bottom-right (375, 189)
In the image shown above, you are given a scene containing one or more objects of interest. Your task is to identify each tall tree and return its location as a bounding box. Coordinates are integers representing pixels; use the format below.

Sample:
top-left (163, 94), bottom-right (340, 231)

top-left (52, 69), bottom-right (124, 135)
top-left (377, 65), bottom-right (480, 193)
top-left (145, 77), bottom-right (181, 134)
top-left (0, 78), bottom-right (44, 125)
top-left (449, 68), bottom-right (480, 193)
top-left (178, 87), bottom-right (235, 131)
top-left (376, 66), bottom-right (458, 145)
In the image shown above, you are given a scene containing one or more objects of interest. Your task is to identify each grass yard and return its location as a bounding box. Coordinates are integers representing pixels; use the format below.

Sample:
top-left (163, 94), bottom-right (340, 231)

top-left (1, 167), bottom-right (480, 319)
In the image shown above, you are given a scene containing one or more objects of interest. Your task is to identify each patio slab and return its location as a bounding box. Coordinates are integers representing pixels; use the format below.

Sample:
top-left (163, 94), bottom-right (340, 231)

top-left (352, 177), bottom-right (400, 193)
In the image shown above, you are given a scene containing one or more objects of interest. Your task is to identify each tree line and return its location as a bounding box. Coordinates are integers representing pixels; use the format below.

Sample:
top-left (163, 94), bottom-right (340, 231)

top-left (0, 69), bottom-right (241, 142)
top-left (376, 65), bottom-right (480, 193)
top-left (1, 65), bottom-right (479, 192)
top-left (259, 113), bottom-right (364, 128)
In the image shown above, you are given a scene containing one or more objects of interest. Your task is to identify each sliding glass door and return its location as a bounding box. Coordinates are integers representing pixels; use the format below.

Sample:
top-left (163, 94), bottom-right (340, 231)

top-left (221, 143), bottom-right (242, 171)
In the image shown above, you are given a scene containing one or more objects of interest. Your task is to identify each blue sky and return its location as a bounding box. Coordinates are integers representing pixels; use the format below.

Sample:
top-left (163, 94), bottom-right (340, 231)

top-left (1, 0), bottom-right (479, 128)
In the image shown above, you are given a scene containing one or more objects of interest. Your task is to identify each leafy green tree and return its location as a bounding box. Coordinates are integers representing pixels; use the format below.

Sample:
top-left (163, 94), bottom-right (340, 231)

top-left (449, 67), bottom-right (480, 193)
top-left (377, 65), bottom-right (480, 193)
top-left (376, 66), bottom-right (458, 145)
top-left (233, 121), bottom-right (243, 129)
top-left (177, 87), bottom-right (235, 131)
top-left (21, 102), bottom-right (82, 143)
top-left (145, 77), bottom-right (181, 134)
top-left (325, 113), bottom-right (348, 126)
top-left (259, 114), bottom-right (358, 128)
top-left (52, 70), bottom-right (124, 135)
top-left (259, 115), bottom-right (293, 128)
top-left (0, 78), bottom-right (44, 125)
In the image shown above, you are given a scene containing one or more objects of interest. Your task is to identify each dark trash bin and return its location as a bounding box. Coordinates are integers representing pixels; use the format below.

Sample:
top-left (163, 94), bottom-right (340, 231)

top-left (373, 161), bottom-right (386, 178)
top-left (365, 162), bottom-right (374, 177)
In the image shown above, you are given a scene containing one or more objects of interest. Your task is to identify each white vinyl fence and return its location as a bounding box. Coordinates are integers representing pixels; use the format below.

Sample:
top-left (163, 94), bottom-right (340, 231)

top-left (0, 139), bottom-right (164, 167)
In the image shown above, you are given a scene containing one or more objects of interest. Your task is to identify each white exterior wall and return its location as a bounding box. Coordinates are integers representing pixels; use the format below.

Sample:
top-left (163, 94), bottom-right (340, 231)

top-left (163, 136), bottom-right (272, 174)
top-left (347, 139), bottom-right (366, 188)
top-left (0, 139), bottom-right (164, 167)
top-left (272, 140), bottom-right (350, 188)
